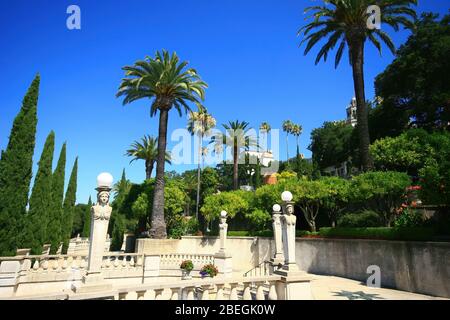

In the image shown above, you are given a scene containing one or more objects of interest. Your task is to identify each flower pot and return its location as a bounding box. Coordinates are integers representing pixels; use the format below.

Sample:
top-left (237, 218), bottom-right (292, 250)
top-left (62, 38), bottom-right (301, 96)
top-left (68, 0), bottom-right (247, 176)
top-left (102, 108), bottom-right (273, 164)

top-left (181, 269), bottom-right (192, 280)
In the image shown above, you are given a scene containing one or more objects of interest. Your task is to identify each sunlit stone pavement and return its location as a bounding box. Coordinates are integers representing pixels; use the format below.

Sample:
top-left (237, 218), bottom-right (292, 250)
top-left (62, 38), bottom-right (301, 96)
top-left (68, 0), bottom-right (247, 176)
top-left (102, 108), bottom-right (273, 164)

top-left (309, 274), bottom-right (447, 300)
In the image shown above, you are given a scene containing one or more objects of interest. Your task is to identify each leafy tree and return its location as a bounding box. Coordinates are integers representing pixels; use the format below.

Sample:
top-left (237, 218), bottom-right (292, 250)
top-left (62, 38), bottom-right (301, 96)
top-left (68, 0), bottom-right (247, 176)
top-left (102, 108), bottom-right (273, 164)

top-left (368, 100), bottom-right (410, 142)
top-left (309, 121), bottom-right (354, 171)
top-left (211, 121), bottom-right (257, 190)
top-left (0, 75), bottom-right (39, 255)
top-left (81, 196), bottom-right (92, 237)
top-left (187, 107), bottom-right (216, 220)
top-left (126, 135), bottom-right (171, 180)
top-left (47, 143), bottom-right (66, 254)
top-left (418, 131), bottom-right (450, 205)
top-left (61, 157), bottom-right (78, 252)
top-left (200, 190), bottom-right (250, 222)
top-left (117, 50), bottom-right (207, 239)
top-left (71, 203), bottom-right (89, 237)
top-left (23, 131), bottom-right (55, 254)
top-left (375, 13), bottom-right (450, 130)
top-left (320, 177), bottom-right (350, 227)
top-left (350, 171), bottom-right (411, 226)
top-left (299, 0), bottom-right (417, 171)
top-left (295, 180), bottom-right (330, 232)
top-left (370, 129), bottom-right (433, 175)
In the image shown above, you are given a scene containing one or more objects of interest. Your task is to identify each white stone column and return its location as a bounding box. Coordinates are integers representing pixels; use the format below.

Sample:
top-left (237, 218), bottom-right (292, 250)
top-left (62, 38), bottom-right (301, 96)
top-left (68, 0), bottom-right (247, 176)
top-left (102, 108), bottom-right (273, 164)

top-left (280, 202), bottom-right (299, 272)
top-left (73, 173), bottom-right (114, 293)
top-left (275, 191), bottom-right (306, 278)
top-left (214, 210), bottom-right (232, 278)
top-left (271, 204), bottom-right (284, 269)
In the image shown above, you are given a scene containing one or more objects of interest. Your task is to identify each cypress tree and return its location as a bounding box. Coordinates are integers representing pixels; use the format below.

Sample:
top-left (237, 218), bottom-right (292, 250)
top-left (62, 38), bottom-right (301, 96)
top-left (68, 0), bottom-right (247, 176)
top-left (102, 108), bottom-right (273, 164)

top-left (47, 143), bottom-right (66, 254)
top-left (23, 131), bottom-right (55, 254)
top-left (81, 196), bottom-right (92, 238)
top-left (61, 157), bottom-right (78, 253)
top-left (0, 75), bottom-right (39, 256)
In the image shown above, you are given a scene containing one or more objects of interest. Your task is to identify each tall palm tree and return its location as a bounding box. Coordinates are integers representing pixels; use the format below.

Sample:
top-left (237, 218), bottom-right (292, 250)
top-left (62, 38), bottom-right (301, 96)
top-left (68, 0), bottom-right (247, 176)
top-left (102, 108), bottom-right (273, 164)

top-left (259, 122), bottom-right (271, 152)
top-left (125, 135), bottom-right (171, 180)
top-left (291, 124), bottom-right (303, 158)
top-left (298, 0), bottom-right (416, 171)
top-left (211, 120), bottom-right (257, 190)
top-left (187, 107), bottom-right (216, 220)
top-left (282, 120), bottom-right (294, 163)
top-left (117, 50), bottom-right (207, 239)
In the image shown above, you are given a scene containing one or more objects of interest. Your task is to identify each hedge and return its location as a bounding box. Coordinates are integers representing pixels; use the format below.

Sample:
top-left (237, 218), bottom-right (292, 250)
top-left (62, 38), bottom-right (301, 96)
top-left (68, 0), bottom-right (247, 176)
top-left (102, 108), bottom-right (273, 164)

top-left (228, 227), bottom-right (438, 241)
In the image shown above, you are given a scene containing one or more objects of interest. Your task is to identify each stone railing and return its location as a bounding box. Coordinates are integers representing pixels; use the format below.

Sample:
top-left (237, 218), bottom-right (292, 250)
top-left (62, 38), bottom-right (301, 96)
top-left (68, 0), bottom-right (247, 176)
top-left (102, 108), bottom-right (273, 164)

top-left (8, 275), bottom-right (284, 300)
top-left (159, 253), bottom-right (214, 271)
top-left (0, 252), bottom-right (220, 297)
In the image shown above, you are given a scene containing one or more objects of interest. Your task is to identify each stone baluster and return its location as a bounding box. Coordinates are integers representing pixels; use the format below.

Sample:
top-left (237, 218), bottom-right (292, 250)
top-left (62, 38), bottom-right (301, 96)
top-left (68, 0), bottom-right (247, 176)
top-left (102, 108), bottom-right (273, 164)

top-left (136, 255), bottom-right (143, 267)
top-left (184, 286), bottom-right (196, 300)
top-left (215, 284), bottom-right (225, 300)
top-left (229, 283), bottom-right (239, 300)
top-left (154, 288), bottom-right (164, 300)
top-left (256, 282), bottom-right (265, 300)
top-left (268, 282), bottom-right (278, 300)
top-left (201, 285), bottom-right (210, 300)
top-left (242, 283), bottom-right (252, 300)
top-left (42, 259), bottom-right (49, 271)
top-left (171, 288), bottom-right (180, 300)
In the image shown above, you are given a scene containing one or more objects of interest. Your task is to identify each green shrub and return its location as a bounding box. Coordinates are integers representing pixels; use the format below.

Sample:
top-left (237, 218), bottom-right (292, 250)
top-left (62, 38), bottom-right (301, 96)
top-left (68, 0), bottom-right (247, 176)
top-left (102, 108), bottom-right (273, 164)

top-left (338, 210), bottom-right (383, 227)
top-left (350, 171), bottom-right (411, 226)
top-left (319, 227), bottom-right (435, 241)
top-left (394, 209), bottom-right (425, 227)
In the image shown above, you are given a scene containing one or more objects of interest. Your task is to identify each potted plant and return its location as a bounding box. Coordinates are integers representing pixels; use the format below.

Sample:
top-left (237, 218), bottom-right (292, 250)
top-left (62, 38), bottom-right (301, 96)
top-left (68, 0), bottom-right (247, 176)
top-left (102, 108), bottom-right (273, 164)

top-left (199, 264), bottom-right (219, 278)
top-left (180, 260), bottom-right (194, 280)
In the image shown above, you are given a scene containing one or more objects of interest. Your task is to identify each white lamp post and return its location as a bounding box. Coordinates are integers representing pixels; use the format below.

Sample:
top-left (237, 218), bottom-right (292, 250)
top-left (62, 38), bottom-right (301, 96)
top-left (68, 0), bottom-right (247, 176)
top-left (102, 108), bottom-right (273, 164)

top-left (278, 190), bottom-right (299, 274)
top-left (73, 173), bottom-right (113, 293)
top-left (214, 210), bottom-right (232, 278)
top-left (271, 204), bottom-right (284, 268)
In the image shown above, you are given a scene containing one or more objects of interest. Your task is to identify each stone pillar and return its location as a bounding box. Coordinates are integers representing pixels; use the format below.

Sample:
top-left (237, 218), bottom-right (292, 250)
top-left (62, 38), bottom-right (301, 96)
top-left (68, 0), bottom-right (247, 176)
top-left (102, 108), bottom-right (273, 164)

top-left (280, 200), bottom-right (299, 273)
top-left (73, 173), bottom-right (114, 293)
top-left (214, 210), bottom-right (232, 278)
top-left (270, 204), bottom-right (284, 269)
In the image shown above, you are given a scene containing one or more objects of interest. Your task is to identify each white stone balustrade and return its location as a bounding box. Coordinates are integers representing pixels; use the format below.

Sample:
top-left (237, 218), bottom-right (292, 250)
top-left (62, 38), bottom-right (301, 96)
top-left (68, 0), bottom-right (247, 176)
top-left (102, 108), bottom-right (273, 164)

top-left (159, 253), bottom-right (214, 271)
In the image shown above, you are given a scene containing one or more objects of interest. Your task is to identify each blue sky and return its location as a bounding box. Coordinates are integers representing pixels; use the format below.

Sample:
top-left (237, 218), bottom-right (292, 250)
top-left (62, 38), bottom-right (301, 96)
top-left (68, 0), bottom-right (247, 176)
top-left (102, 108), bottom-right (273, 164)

top-left (0, 0), bottom-right (448, 203)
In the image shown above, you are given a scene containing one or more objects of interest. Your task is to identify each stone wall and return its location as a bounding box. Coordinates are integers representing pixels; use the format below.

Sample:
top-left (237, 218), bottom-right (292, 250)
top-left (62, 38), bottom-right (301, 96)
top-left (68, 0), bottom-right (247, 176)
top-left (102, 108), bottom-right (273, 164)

top-left (136, 236), bottom-right (450, 298)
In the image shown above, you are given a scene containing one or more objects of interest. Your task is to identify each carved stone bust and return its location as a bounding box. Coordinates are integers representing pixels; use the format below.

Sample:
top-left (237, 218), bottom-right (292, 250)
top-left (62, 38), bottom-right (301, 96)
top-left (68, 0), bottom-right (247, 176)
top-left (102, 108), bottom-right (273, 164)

top-left (92, 190), bottom-right (112, 221)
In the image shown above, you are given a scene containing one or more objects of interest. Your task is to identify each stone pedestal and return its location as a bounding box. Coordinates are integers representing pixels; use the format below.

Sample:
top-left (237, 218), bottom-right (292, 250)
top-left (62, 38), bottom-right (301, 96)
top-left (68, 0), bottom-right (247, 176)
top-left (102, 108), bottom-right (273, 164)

top-left (214, 211), bottom-right (232, 278)
top-left (275, 274), bottom-right (314, 300)
top-left (214, 252), bottom-right (233, 278)
top-left (0, 261), bottom-right (21, 297)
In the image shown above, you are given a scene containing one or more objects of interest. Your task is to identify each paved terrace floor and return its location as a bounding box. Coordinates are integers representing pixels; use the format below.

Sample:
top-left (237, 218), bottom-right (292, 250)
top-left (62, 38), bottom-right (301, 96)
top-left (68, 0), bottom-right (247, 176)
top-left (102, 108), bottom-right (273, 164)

top-left (309, 274), bottom-right (446, 300)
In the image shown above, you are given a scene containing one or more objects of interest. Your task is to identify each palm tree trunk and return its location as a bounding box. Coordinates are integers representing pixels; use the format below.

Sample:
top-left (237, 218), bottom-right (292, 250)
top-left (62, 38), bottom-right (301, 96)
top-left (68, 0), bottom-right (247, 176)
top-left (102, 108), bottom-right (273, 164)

top-left (350, 40), bottom-right (373, 171)
top-left (145, 160), bottom-right (154, 180)
top-left (195, 134), bottom-right (201, 220)
top-left (233, 144), bottom-right (238, 190)
top-left (286, 133), bottom-right (289, 164)
top-left (149, 109), bottom-right (169, 239)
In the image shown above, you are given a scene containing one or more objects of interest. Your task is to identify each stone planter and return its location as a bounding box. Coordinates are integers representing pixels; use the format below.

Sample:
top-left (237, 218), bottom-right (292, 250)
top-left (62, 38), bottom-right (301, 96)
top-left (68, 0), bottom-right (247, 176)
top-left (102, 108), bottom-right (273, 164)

top-left (181, 269), bottom-right (192, 280)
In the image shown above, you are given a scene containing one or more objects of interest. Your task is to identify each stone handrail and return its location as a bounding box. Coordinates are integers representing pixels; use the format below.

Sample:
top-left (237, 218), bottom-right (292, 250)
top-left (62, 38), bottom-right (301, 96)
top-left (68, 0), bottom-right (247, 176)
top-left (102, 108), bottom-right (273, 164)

top-left (159, 253), bottom-right (214, 270)
top-left (55, 275), bottom-right (281, 300)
